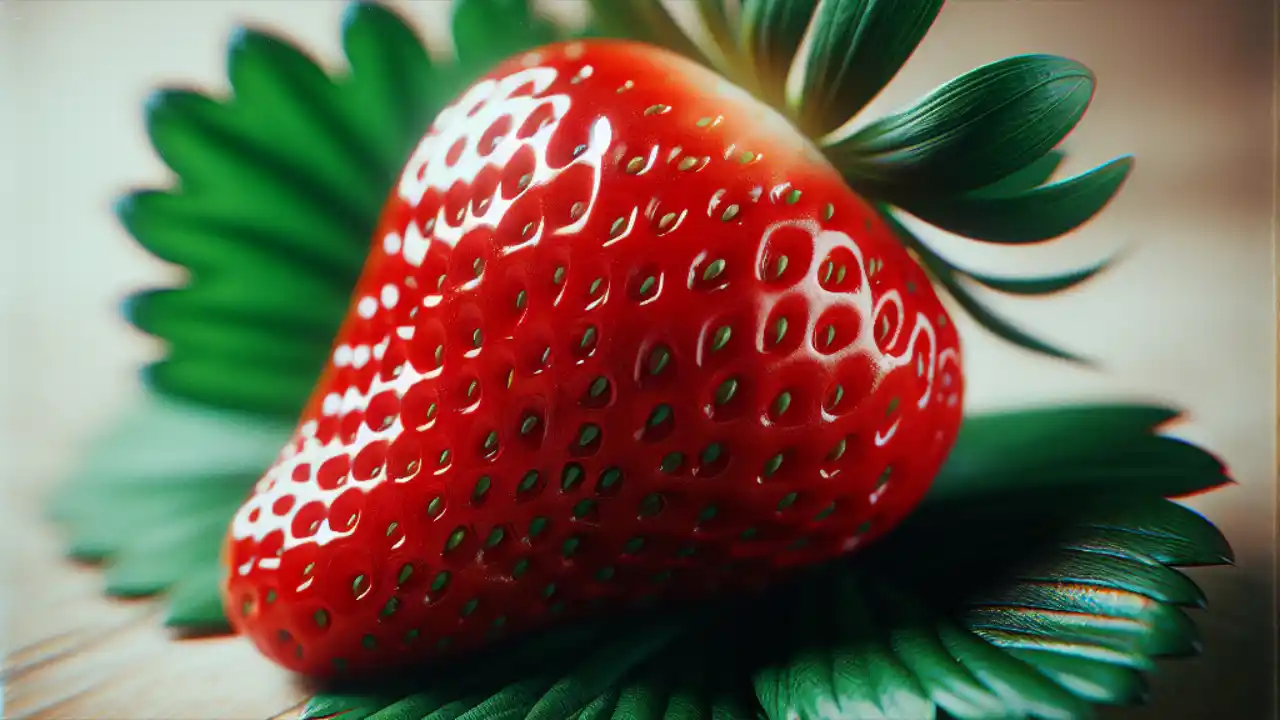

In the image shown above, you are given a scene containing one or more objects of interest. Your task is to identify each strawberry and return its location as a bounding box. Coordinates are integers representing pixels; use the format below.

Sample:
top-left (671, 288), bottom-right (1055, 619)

top-left (223, 39), bottom-right (963, 678)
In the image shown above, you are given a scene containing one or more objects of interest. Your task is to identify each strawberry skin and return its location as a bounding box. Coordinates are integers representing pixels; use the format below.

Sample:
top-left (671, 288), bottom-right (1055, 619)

top-left (223, 39), bottom-right (964, 677)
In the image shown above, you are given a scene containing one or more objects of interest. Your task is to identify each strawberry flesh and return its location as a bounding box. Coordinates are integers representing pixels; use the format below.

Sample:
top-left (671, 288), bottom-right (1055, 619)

top-left (223, 40), bottom-right (964, 677)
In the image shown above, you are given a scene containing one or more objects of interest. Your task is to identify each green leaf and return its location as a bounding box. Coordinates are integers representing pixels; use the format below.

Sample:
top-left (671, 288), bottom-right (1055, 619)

top-left (124, 3), bottom-right (446, 420)
top-left (830, 54), bottom-right (1095, 195)
top-left (450, 0), bottom-right (563, 88)
top-left (791, 0), bottom-right (944, 137)
top-left (969, 149), bottom-right (1065, 197)
top-left (962, 257), bottom-right (1114, 296)
top-left (883, 209), bottom-right (1090, 363)
top-left (48, 396), bottom-right (289, 626)
top-left (737, 0), bottom-right (819, 109)
top-left (901, 156), bottom-right (1135, 244)
top-left (584, 0), bottom-right (709, 67)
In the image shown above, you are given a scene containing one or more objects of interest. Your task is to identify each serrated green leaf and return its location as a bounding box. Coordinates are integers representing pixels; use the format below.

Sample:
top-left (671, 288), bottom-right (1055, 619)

top-left (831, 54), bottom-right (1095, 195)
top-left (902, 156), bottom-right (1135, 244)
top-left (48, 396), bottom-right (286, 626)
top-left (450, 0), bottom-right (563, 87)
top-left (584, 0), bottom-right (709, 67)
top-left (737, 0), bottom-right (819, 109)
top-left (792, 0), bottom-right (944, 136)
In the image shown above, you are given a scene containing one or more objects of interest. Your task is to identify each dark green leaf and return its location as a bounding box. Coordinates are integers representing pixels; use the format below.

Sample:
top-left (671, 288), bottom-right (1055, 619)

top-left (142, 349), bottom-right (320, 419)
top-left (737, 0), bottom-right (819, 109)
top-left (831, 54), bottom-right (1095, 195)
top-left (969, 149), bottom-right (1065, 197)
top-left (902, 156), bottom-right (1135, 244)
top-left (962, 256), bottom-right (1114, 296)
top-left (450, 0), bottom-right (563, 87)
top-left (584, 0), bottom-right (709, 66)
top-left (885, 211), bottom-right (1089, 363)
top-left (793, 0), bottom-right (944, 136)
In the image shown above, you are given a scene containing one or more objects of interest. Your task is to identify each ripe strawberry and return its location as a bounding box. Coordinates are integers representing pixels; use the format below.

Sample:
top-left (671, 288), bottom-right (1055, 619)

top-left (223, 39), bottom-right (964, 677)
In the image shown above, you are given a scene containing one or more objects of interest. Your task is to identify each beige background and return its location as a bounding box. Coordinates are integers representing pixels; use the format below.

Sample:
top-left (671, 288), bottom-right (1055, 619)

top-left (4, 1), bottom-right (1276, 718)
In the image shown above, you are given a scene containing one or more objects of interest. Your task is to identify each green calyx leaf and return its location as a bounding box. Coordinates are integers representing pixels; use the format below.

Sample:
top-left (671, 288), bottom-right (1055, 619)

top-left (584, 0), bottom-right (711, 67)
top-left (737, 0), bottom-right (820, 110)
top-left (899, 155), bottom-right (1135, 244)
top-left (792, 0), bottom-right (945, 137)
top-left (302, 403), bottom-right (1231, 719)
top-left (47, 396), bottom-right (291, 628)
top-left (828, 54), bottom-right (1096, 196)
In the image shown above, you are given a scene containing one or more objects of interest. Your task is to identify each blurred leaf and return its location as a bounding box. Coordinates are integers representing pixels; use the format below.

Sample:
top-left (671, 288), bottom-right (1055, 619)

top-left (48, 396), bottom-right (289, 625)
top-left (584, 0), bottom-right (709, 66)
top-left (737, 0), bottom-right (819, 109)
top-left (450, 0), bottom-right (564, 87)
top-left (831, 55), bottom-right (1095, 195)
top-left (793, 0), bottom-right (944, 136)
top-left (125, 2), bottom-right (443, 421)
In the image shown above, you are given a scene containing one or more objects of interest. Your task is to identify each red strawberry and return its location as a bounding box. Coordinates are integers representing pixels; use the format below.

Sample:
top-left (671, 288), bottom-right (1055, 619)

top-left (223, 39), bottom-right (964, 677)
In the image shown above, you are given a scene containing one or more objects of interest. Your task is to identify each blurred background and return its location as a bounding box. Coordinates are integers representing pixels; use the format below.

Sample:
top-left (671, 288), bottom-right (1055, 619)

top-left (5, 0), bottom-right (1276, 718)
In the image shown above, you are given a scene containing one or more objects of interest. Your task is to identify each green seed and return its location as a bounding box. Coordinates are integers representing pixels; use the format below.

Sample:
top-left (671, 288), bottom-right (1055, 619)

top-left (589, 277), bottom-right (603, 295)
top-left (771, 255), bottom-right (789, 279)
top-left (626, 156), bottom-right (645, 173)
top-left (773, 317), bottom-right (789, 345)
top-left (265, 590), bottom-right (277, 604)
top-left (580, 326), bottom-right (598, 349)
top-left (815, 503), bottom-right (837, 521)
top-left (397, 564), bottom-right (413, 586)
top-left (740, 527), bottom-right (759, 540)
top-left (773, 392), bottom-right (792, 416)
top-left (639, 494), bottom-right (664, 517)
top-left (596, 566), bottom-right (616, 581)
top-left (466, 380), bottom-right (478, 398)
top-left (678, 156), bottom-right (698, 171)
top-left (561, 463), bottom-right (584, 490)
top-left (637, 275), bottom-right (657, 297)
top-left (830, 385), bottom-right (845, 409)
top-left (485, 527), bottom-right (505, 547)
top-left (836, 265), bottom-right (847, 284)
top-left (610, 217), bottom-right (627, 237)
top-left (623, 537), bottom-right (646, 554)
top-left (529, 516), bottom-right (549, 537)
top-left (785, 189), bottom-right (802, 204)
top-left (573, 499), bottom-right (596, 518)
top-left (363, 634), bottom-right (377, 650)
top-left (701, 443), bottom-right (723, 465)
top-left (474, 475), bottom-right (492, 499)
top-left (515, 290), bottom-right (528, 310)
top-left (658, 212), bottom-right (678, 230)
top-left (404, 628), bottom-right (420, 643)
top-left (828, 438), bottom-right (847, 461)
top-left (777, 492), bottom-right (798, 510)
top-left (697, 505), bottom-right (718, 523)
top-left (702, 258), bottom-right (726, 283)
top-left (473, 257), bottom-right (484, 276)
top-left (512, 558), bottom-right (530, 579)
top-left (553, 266), bottom-right (566, 285)
top-left (647, 404), bottom-right (672, 427)
top-left (445, 528), bottom-right (467, 551)
top-left (577, 424), bottom-right (600, 447)
top-left (352, 575), bottom-right (368, 596)
top-left (314, 610), bottom-right (329, 628)
top-left (541, 583), bottom-right (557, 598)
top-left (711, 325), bottom-right (732, 351)
top-left (460, 599), bottom-right (478, 617)
top-left (659, 452), bottom-right (683, 474)
top-left (714, 378), bottom-right (738, 406)
top-left (823, 203), bottom-right (834, 220)
top-left (644, 103), bottom-right (669, 115)
top-left (763, 453), bottom-right (784, 476)
top-left (648, 346), bottom-right (671, 375)
top-left (878, 466), bottom-right (892, 487)
top-left (439, 449), bottom-right (452, 466)
top-left (562, 536), bottom-right (581, 557)
top-left (588, 376), bottom-right (609, 398)
top-left (824, 324), bottom-right (836, 348)
top-left (886, 397), bottom-right (900, 416)
top-left (721, 204), bottom-right (740, 222)
top-left (518, 470), bottom-right (540, 493)
top-left (431, 571), bottom-right (451, 593)
top-left (380, 597), bottom-right (400, 618)
top-left (598, 467), bottom-right (622, 491)
top-left (472, 328), bottom-right (483, 347)
top-left (696, 117), bottom-right (713, 127)
top-left (483, 431), bottom-right (499, 454)
top-left (520, 415), bottom-right (539, 435)
top-left (822, 260), bottom-right (834, 284)
top-left (427, 496), bottom-right (444, 518)
top-left (739, 150), bottom-right (755, 163)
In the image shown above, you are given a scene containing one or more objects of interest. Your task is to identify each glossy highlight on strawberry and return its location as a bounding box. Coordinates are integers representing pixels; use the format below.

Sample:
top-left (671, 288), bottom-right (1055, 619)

top-left (223, 39), bottom-right (964, 677)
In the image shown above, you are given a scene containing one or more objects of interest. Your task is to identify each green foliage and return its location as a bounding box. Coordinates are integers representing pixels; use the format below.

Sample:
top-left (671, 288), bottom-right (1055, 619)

top-left (295, 404), bottom-right (1230, 719)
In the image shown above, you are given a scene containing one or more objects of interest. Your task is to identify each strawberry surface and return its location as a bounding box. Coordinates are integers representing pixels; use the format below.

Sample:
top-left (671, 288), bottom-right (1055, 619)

top-left (223, 39), bottom-right (964, 677)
